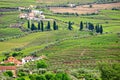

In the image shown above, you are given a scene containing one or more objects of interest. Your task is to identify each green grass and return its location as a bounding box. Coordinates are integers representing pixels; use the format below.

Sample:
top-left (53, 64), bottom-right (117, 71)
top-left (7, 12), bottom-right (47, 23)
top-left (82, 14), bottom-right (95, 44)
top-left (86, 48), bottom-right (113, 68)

top-left (46, 10), bottom-right (120, 32)
top-left (39, 33), bottom-right (120, 70)
top-left (0, 0), bottom-right (36, 7)
top-left (0, 28), bottom-right (23, 38)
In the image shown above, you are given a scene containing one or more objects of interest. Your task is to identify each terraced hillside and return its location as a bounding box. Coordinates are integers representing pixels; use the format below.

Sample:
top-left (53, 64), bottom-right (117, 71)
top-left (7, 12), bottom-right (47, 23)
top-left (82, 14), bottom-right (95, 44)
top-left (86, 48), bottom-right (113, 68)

top-left (0, 0), bottom-right (120, 80)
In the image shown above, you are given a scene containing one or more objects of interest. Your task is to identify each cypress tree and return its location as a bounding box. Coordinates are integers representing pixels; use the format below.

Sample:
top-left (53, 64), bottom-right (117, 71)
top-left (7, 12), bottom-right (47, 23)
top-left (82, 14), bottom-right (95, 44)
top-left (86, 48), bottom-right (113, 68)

top-left (68, 21), bottom-right (72, 30)
top-left (41, 21), bottom-right (44, 32)
top-left (53, 21), bottom-right (57, 30)
top-left (31, 23), bottom-right (37, 31)
top-left (47, 21), bottom-right (51, 31)
top-left (80, 21), bottom-right (83, 31)
top-left (38, 21), bottom-right (40, 30)
top-left (95, 24), bottom-right (100, 33)
top-left (88, 23), bottom-right (94, 31)
top-left (28, 20), bottom-right (30, 29)
top-left (99, 25), bottom-right (103, 34)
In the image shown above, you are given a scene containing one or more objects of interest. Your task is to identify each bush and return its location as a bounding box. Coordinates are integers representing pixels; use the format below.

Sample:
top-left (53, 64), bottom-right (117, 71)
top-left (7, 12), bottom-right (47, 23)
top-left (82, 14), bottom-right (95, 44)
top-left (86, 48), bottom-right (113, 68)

top-left (55, 72), bottom-right (71, 80)
top-left (17, 77), bottom-right (25, 80)
top-left (18, 72), bottom-right (26, 77)
top-left (45, 73), bottom-right (55, 80)
top-left (37, 60), bottom-right (47, 68)
top-left (5, 71), bottom-right (13, 77)
top-left (36, 75), bottom-right (46, 80)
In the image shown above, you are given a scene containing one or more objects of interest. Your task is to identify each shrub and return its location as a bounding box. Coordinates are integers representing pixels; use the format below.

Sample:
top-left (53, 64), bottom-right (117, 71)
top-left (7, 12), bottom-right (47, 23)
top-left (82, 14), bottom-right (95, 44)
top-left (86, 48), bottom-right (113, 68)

top-left (45, 73), bottom-right (55, 80)
top-left (37, 60), bottom-right (47, 68)
top-left (55, 72), bottom-right (71, 80)
top-left (17, 77), bottom-right (25, 80)
top-left (5, 71), bottom-right (13, 77)
top-left (36, 75), bottom-right (46, 80)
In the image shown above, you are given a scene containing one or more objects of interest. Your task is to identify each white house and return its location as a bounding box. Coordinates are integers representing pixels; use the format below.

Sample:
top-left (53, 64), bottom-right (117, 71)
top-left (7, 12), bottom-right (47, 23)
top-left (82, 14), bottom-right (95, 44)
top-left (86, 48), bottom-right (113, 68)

top-left (22, 56), bottom-right (33, 64)
top-left (31, 10), bottom-right (43, 15)
top-left (68, 4), bottom-right (76, 8)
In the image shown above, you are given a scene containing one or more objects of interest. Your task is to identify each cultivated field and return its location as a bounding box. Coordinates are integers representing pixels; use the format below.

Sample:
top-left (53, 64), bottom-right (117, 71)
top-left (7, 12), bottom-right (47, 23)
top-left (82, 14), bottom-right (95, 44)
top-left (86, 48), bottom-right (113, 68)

top-left (50, 2), bottom-right (120, 14)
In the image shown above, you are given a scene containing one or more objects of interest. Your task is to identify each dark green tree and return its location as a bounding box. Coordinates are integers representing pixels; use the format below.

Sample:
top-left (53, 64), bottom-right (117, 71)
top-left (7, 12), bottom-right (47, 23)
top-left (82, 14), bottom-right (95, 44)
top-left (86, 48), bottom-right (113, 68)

top-left (31, 23), bottom-right (37, 31)
top-left (88, 23), bottom-right (94, 31)
top-left (95, 24), bottom-right (100, 33)
top-left (45, 73), bottom-right (55, 80)
top-left (28, 20), bottom-right (30, 29)
top-left (5, 71), bottom-right (13, 77)
top-left (68, 21), bottom-right (72, 30)
top-left (38, 21), bottom-right (40, 30)
top-left (41, 21), bottom-right (44, 32)
top-left (53, 21), bottom-right (57, 30)
top-left (80, 21), bottom-right (83, 31)
top-left (47, 21), bottom-right (51, 31)
top-left (99, 25), bottom-right (103, 34)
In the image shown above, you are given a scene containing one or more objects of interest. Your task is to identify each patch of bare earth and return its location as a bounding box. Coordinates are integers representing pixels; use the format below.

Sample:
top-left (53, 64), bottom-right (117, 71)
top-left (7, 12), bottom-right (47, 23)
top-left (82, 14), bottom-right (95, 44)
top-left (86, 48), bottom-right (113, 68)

top-left (49, 2), bottom-right (120, 14)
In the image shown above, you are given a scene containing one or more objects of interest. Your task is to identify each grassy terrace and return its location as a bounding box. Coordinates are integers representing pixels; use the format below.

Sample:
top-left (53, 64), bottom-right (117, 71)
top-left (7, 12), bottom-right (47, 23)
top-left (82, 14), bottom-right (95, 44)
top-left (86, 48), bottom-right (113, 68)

top-left (0, 0), bottom-right (36, 8)
top-left (37, 33), bottom-right (120, 70)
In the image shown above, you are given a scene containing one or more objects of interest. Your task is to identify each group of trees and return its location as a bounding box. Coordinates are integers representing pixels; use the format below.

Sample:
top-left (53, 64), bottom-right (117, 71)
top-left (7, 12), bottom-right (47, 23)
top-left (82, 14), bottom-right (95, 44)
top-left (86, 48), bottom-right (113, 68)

top-left (28, 20), bottom-right (103, 34)
top-left (28, 20), bottom-right (58, 31)
top-left (68, 21), bottom-right (103, 34)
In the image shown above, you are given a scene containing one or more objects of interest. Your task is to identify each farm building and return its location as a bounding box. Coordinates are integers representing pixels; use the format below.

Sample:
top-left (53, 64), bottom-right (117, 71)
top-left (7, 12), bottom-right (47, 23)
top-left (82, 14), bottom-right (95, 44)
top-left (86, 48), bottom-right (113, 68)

top-left (0, 66), bottom-right (17, 77)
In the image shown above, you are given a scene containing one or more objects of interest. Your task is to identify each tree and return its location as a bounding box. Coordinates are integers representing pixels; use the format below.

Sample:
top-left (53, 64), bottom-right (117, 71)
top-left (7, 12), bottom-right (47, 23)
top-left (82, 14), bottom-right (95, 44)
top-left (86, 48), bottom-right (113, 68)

top-left (45, 73), bottom-right (55, 80)
top-left (41, 21), bottom-right (44, 32)
top-left (80, 21), bottom-right (83, 31)
top-left (5, 71), bottom-right (13, 77)
top-left (36, 75), bottom-right (46, 80)
top-left (47, 21), bottom-right (51, 31)
top-left (68, 21), bottom-right (72, 30)
top-left (88, 23), bottom-right (94, 31)
top-left (38, 21), bottom-right (41, 30)
top-left (95, 24), bottom-right (100, 33)
top-left (28, 20), bottom-right (30, 29)
top-left (53, 21), bottom-right (57, 30)
top-left (37, 60), bottom-right (47, 68)
top-left (99, 25), bottom-right (103, 34)
top-left (31, 23), bottom-right (37, 31)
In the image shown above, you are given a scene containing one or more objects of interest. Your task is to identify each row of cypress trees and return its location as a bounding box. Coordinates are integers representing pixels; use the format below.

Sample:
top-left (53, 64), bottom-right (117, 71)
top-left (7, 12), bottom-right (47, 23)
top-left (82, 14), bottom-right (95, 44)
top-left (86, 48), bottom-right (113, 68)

top-left (28, 20), bottom-right (103, 34)
top-left (28, 20), bottom-right (58, 31)
top-left (68, 21), bottom-right (103, 34)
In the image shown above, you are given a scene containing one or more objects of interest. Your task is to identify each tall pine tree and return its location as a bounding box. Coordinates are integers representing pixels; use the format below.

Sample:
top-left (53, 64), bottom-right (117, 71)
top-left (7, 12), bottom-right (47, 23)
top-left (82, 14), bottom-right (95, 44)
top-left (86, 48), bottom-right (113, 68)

top-left (47, 21), bottom-right (51, 31)
top-left (68, 21), bottom-right (72, 30)
top-left (38, 21), bottom-right (40, 30)
top-left (95, 24), bottom-right (100, 33)
top-left (53, 21), bottom-right (57, 30)
top-left (31, 23), bottom-right (37, 31)
top-left (99, 25), bottom-right (103, 34)
top-left (80, 21), bottom-right (83, 31)
top-left (28, 20), bottom-right (30, 29)
top-left (41, 21), bottom-right (44, 32)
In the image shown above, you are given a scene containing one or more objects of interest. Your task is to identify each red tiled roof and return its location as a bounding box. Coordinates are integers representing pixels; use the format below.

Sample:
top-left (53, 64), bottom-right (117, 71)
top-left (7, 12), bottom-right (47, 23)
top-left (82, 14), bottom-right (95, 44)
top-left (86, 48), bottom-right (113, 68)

top-left (0, 66), bottom-right (16, 70)
top-left (23, 56), bottom-right (33, 60)
top-left (4, 56), bottom-right (22, 65)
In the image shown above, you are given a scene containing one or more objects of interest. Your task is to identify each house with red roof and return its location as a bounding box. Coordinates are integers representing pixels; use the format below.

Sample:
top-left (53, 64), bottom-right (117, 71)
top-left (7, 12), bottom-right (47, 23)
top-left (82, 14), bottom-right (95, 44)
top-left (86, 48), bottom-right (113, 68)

top-left (0, 66), bottom-right (16, 77)
top-left (4, 56), bottom-right (22, 66)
